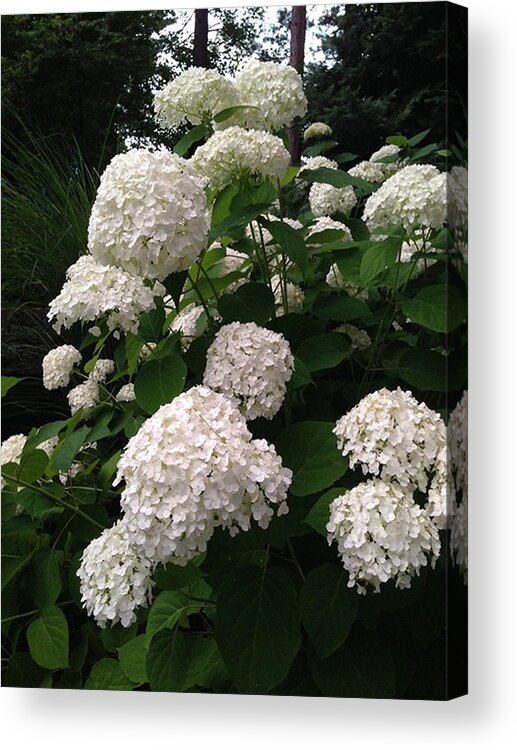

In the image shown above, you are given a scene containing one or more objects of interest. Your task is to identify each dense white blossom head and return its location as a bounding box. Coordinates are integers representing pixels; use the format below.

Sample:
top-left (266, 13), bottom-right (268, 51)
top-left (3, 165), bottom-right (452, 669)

top-left (303, 122), bottom-right (333, 140)
top-left (270, 274), bottom-right (304, 313)
top-left (363, 164), bottom-right (446, 233)
top-left (348, 160), bottom-right (386, 183)
top-left (306, 216), bottom-right (352, 243)
top-left (42, 345), bottom-right (81, 390)
top-left (169, 302), bottom-right (213, 349)
top-left (116, 383), bottom-right (136, 403)
top-left (191, 127), bottom-right (290, 191)
top-left (309, 182), bottom-right (357, 218)
top-left (203, 322), bottom-right (294, 420)
top-left (333, 387), bottom-right (446, 492)
top-left (154, 68), bottom-right (239, 128)
top-left (327, 479), bottom-right (441, 593)
top-left (77, 520), bottom-right (154, 628)
top-left (334, 323), bottom-right (371, 351)
top-left (67, 379), bottom-right (100, 416)
top-left (48, 256), bottom-right (165, 334)
top-left (299, 155), bottom-right (338, 174)
top-left (233, 60), bottom-right (307, 132)
top-left (115, 386), bottom-right (291, 564)
top-left (369, 143), bottom-right (403, 178)
top-left (88, 149), bottom-right (210, 280)
top-left (90, 359), bottom-right (115, 384)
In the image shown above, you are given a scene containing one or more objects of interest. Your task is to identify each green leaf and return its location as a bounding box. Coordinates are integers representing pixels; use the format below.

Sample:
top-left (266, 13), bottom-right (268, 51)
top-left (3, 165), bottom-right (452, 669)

top-left (215, 566), bottom-right (301, 693)
top-left (85, 658), bottom-right (135, 690)
top-left (31, 549), bottom-right (62, 608)
top-left (360, 236), bottom-right (402, 286)
top-left (27, 605), bottom-right (69, 670)
top-left (275, 422), bottom-right (347, 497)
top-left (384, 347), bottom-right (448, 391)
top-left (303, 140), bottom-right (338, 156)
top-left (153, 562), bottom-right (205, 591)
top-left (299, 166), bottom-right (374, 192)
top-left (386, 134), bottom-right (408, 148)
top-left (1, 376), bottom-right (25, 397)
top-left (173, 124), bottom-right (208, 157)
top-left (14, 484), bottom-right (65, 520)
top-left (301, 564), bottom-right (358, 658)
top-left (296, 333), bottom-right (351, 372)
top-left (25, 419), bottom-right (69, 452)
top-left (145, 590), bottom-right (191, 643)
top-left (213, 104), bottom-right (260, 123)
top-left (312, 293), bottom-right (369, 322)
top-left (134, 355), bottom-right (187, 414)
top-left (97, 450), bottom-right (121, 492)
top-left (407, 128), bottom-right (431, 147)
top-left (52, 426), bottom-right (91, 471)
top-left (16, 449), bottom-right (49, 483)
top-left (218, 282), bottom-right (275, 326)
top-left (147, 630), bottom-right (222, 692)
top-left (125, 333), bottom-right (144, 376)
top-left (308, 627), bottom-right (396, 698)
top-left (287, 356), bottom-right (315, 391)
top-left (400, 284), bottom-right (466, 333)
top-left (117, 635), bottom-right (148, 684)
top-left (304, 487), bottom-right (346, 536)
top-left (410, 142), bottom-right (439, 161)
top-left (260, 218), bottom-right (308, 277)
top-left (231, 181), bottom-right (277, 212)
top-left (162, 270), bottom-right (188, 310)
top-left (138, 307), bottom-right (165, 343)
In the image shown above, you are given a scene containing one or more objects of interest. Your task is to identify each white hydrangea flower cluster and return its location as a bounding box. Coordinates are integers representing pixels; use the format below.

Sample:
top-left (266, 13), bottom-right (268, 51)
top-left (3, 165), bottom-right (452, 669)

top-left (169, 302), bottom-right (212, 349)
top-left (115, 386), bottom-right (292, 565)
top-left (450, 498), bottom-right (468, 583)
top-left (303, 122), bottom-right (333, 140)
top-left (327, 479), bottom-right (441, 594)
top-left (191, 127), bottom-right (290, 191)
top-left (334, 323), bottom-right (371, 351)
top-left (309, 182), bottom-right (357, 218)
top-left (88, 149), bottom-right (209, 281)
top-left (90, 359), bottom-right (115, 384)
top-left (154, 68), bottom-right (240, 128)
top-left (42, 345), bottom-right (82, 390)
top-left (1, 434), bottom-right (27, 488)
top-left (299, 155), bottom-right (338, 174)
top-left (115, 383), bottom-right (136, 403)
top-left (48, 256), bottom-right (165, 335)
top-left (333, 387), bottom-right (446, 492)
top-left (369, 143), bottom-right (403, 177)
top-left (214, 248), bottom-right (251, 276)
top-left (448, 391), bottom-right (468, 582)
top-left (448, 166), bottom-right (468, 262)
top-left (363, 164), bottom-right (446, 233)
top-left (270, 274), bottom-right (305, 313)
top-left (77, 520), bottom-right (154, 628)
top-left (233, 60), bottom-right (307, 132)
top-left (348, 160), bottom-right (387, 183)
top-left (325, 264), bottom-right (369, 301)
top-left (67, 380), bottom-right (100, 416)
top-left (306, 216), bottom-right (352, 242)
top-left (203, 322), bottom-right (294, 420)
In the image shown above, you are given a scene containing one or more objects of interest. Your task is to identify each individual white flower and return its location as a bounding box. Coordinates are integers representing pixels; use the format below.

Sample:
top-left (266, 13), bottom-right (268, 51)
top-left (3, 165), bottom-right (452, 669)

top-left (154, 68), bottom-right (240, 128)
top-left (327, 479), bottom-right (441, 594)
top-left (299, 155), bottom-right (338, 174)
top-left (233, 60), bottom-right (307, 132)
top-left (309, 182), bottom-right (357, 218)
top-left (270, 274), bottom-right (304, 313)
top-left (203, 322), bottom-right (294, 420)
top-left (90, 359), bottom-right (115, 384)
top-left (334, 323), bottom-right (371, 351)
top-left (115, 386), bottom-right (291, 565)
top-left (325, 264), bottom-right (369, 300)
top-left (306, 216), bottom-right (352, 243)
top-left (333, 387), bottom-right (446, 492)
top-left (67, 379), bottom-right (100, 416)
top-left (303, 122), bottom-right (333, 140)
top-left (191, 127), bottom-right (290, 191)
top-left (77, 519), bottom-right (154, 628)
top-left (348, 160), bottom-right (386, 183)
top-left (115, 383), bottom-right (136, 403)
top-left (42, 345), bottom-right (82, 390)
top-left (48, 256), bottom-right (165, 335)
top-left (363, 164), bottom-right (446, 233)
top-left (88, 149), bottom-right (210, 280)
top-left (88, 326), bottom-right (102, 337)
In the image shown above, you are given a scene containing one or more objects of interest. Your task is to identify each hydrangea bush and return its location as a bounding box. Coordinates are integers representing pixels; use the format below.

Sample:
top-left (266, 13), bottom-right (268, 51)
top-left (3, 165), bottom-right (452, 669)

top-left (1, 61), bottom-right (467, 697)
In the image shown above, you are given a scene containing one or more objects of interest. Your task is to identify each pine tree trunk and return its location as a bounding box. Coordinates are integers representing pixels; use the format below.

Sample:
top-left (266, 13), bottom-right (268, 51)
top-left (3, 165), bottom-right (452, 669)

top-left (288, 5), bottom-right (307, 165)
top-left (193, 9), bottom-right (209, 68)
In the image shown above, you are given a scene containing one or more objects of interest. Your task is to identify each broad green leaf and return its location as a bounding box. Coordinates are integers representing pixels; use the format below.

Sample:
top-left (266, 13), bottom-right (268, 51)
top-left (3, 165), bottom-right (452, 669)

top-left (125, 333), bottom-right (144, 375)
top-left (17, 449), bottom-right (49, 483)
top-left (360, 236), bottom-right (402, 286)
top-left (231, 181), bottom-right (277, 212)
top-left (100, 623), bottom-right (138, 653)
top-left (308, 627), bottom-right (396, 698)
top-left (301, 564), bottom-right (358, 659)
top-left (386, 134), bottom-right (408, 148)
top-left (145, 590), bottom-right (191, 643)
top-left (287, 356), bottom-right (315, 391)
top-left (400, 284), bottom-right (466, 333)
top-left (384, 347), bottom-right (449, 391)
top-left (14, 484), bottom-right (65, 520)
top-left (153, 562), bottom-right (205, 591)
top-left (410, 142), bottom-right (439, 161)
top-left (210, 184), bottom-right (238, 227)
top-left (134, 355), bottom-right (186, 414)
top-left (147, 631), bottom-right (221, 692)
top-left (162, 270), bottom-right (188, 310)
top-left (25, 419), bottom-right (69, 452)
top-left (138, 307), bottom-right (165, 343)
top-left (299, 166), bottom-right (374, 192)
top-left (31, 549), bottom-right (62, 608)
top-left (275, 422), bottom-right (347, 497)
top-left (407, 128), bottom-right (431, 147)
top-left (27, 605), bottom-right (69, 670)
top-left (304, 487), bottom-right (347, 536)
top-left (97, 450), bottom-right (121, 492)
top-left (268, 313), bottom-right (323, 349)
top-left (3, 653), bottom-right (46, 688)
top-left (2, 551), bottom-right (34, 590)
top-left (85, 658), bottom-right (135, 690)
top-left (218, 282), bottom-right (275, 326)
top-left (213, 104), bottom-right (260, 123)
top-left (260, 218), bottom-right (308, 277)
top-left (303, 140), bottom-right (338, 157)
top-left (312, 293), bottom-right (369, 322)
top-left (173, 124), bottom-right (208, 157)
top-left (117, 635), bottom-right (148, 684)
top-left (1, 376), bottom-right (24, 397)
top-left (296, 333), bottom-right (351, 372)
top-left (215, 566), bottom-right (301, 693)
top-left (52, 426), bottom-right (91, 471)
